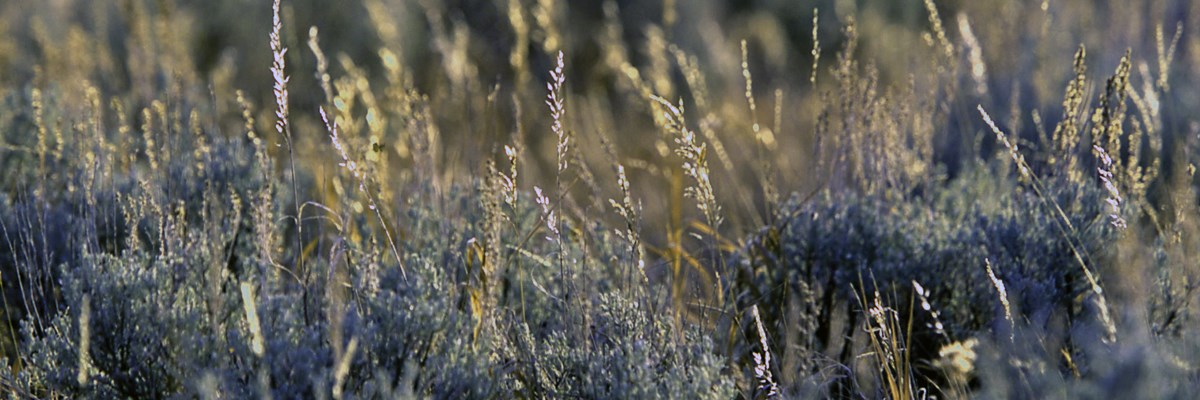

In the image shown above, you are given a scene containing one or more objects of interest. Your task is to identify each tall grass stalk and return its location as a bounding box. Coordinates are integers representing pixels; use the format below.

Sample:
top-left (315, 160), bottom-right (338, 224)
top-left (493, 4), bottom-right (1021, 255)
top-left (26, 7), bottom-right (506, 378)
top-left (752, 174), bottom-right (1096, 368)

top-left (1155, 23), bottom-right (1182, 92)
top-left (332, 337), bottom-right (359, 400)
top-left (651, 95), bottom-right (725, 313)
top-left (270, 0), bottom-right (305, 289)
top-left (240, 282), bottom-right (273, 400)
top-left (984, 259), bottom-right (1015, 342)
top-left (922, 0), bottom-right (954, 61)
top-left (545, 51), bottom-right (574, 308)
top-left (651, 96), bottom-right (722, 234)
top-left (609, 164), bottom-right (647, 291)
top-left (861, 287), bottom-right (919, 400)
top-left (750, 305), bottom-right (780, 398)
top-left (979, 105), bottom-right (1118, 342)
top-left (742, 40), bottom-right (778, 223)
top-left (322, 107), bottom-right (407, 281)
top-left (76, 294), bottom-right (91, 385)
top-left (810, 8), bottom-right (820, 85)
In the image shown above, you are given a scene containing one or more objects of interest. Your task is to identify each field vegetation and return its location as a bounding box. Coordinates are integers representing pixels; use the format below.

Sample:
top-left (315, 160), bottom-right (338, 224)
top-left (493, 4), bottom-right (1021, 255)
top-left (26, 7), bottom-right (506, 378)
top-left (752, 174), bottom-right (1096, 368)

top-left (2, 0), bottom-right (1200, 398)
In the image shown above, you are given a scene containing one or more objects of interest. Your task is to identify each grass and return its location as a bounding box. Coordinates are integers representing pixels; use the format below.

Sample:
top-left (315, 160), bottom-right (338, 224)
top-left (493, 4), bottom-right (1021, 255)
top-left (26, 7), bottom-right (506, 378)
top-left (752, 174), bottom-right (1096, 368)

top-left (1, 0), bottom-right (1200, 398)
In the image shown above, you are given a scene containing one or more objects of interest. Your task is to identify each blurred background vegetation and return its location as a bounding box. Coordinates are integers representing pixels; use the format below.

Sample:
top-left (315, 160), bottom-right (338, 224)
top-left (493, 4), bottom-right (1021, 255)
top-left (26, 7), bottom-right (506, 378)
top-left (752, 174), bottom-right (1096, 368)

top-left (1, 0), bottom-right (1195, 230)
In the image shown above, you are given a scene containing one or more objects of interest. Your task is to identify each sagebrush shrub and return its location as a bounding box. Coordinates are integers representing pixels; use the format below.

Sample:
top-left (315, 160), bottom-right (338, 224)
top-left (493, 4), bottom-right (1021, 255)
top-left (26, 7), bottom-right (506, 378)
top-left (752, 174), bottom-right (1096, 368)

top-left (734, 168), bottom-right (1120, 395)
